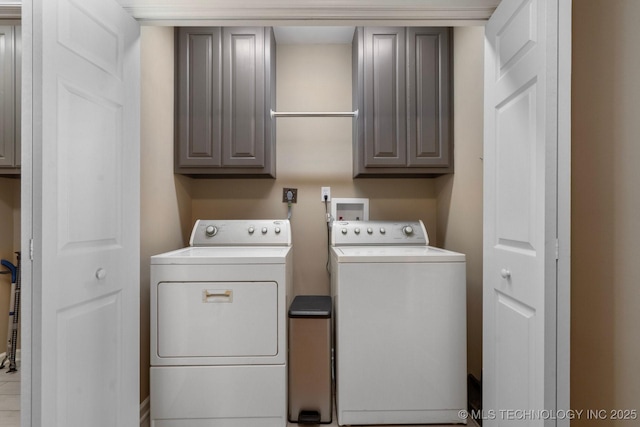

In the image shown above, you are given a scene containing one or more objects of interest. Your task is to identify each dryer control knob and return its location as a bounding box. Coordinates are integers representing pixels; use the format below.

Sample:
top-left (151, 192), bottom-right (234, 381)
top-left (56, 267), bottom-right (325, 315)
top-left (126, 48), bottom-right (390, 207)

top-left (261, 227), bottom-right (268, 234)
top-left (380, 227), bottom-right (386, 234)
top-left (402, 226), bottom-right (414, 236)
top-left (248, 226), bottom-right (255, 234)
top-left (367, 227), bottom-right (373, 234)
top-left (275, 227), bottom-right (281, 234)
top-left (354, 228), bottom-right (361, 235)
top-left (205, 225), bottom-right (218, 237)
top-left (341, 228), bottom-right (348, 235)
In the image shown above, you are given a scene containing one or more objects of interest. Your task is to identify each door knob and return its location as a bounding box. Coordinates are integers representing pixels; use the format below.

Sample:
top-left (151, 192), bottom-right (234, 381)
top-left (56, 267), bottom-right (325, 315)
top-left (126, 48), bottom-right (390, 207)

top-left (96, 268), bottom-right (107, 280)
top-left (500, 268), bottom-right (511, 279)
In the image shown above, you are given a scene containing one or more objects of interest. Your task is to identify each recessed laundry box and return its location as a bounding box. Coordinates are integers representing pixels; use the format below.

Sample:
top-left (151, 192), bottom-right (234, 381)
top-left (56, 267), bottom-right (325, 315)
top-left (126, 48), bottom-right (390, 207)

top-left (288, 295), bottom-right (332, 424)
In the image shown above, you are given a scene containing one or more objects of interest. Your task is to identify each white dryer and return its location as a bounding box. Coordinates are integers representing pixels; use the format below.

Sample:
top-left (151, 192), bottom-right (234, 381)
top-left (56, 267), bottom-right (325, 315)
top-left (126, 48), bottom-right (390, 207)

top-left (150, 219), bottom-right (292, 427)
top-left (331, 220), bottom-right (466, 426)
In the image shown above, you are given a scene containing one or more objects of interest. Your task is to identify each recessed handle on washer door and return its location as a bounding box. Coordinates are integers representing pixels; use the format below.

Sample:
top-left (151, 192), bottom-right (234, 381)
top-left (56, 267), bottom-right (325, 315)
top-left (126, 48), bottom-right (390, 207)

top-left (203, 290), bottom-right (233, 303)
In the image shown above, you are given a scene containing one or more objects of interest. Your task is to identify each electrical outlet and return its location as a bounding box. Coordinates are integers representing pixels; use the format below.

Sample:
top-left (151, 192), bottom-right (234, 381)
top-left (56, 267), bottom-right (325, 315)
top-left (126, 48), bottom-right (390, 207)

top-left (321, 187), bottom-right (331, 202)
top-left (282, 188), bottom-right (298, 203)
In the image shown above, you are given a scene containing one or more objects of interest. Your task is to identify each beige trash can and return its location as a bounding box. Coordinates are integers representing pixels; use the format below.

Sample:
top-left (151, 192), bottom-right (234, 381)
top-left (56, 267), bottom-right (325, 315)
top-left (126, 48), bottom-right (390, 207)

top-left (288, 295), bottom-right (332, 424)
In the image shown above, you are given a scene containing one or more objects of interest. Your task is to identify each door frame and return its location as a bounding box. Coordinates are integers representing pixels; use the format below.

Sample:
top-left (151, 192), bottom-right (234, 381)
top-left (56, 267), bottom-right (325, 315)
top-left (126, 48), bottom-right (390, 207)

top-left (9, 0), bottom-right (569, 425)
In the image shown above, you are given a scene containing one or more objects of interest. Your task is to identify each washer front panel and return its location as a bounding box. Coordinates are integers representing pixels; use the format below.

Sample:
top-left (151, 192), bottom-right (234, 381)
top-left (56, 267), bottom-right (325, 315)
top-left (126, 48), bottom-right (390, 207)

top-left (331, 244), bottom-right (467, 425)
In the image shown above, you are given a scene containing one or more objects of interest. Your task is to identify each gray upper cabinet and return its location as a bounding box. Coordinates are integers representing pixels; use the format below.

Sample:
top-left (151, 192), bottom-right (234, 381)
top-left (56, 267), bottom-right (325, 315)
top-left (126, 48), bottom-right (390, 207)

top-left (176, 27), bottom-right (276, 177)
top-left (0, 25), bottom-right (20, 176)
top-left (353, 27), bottom-right (452, 177)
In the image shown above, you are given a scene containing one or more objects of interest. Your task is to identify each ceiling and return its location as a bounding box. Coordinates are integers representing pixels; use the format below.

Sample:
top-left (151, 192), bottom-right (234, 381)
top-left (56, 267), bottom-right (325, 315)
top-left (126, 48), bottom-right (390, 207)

top-left (274, 26), bottom-right (356, 45)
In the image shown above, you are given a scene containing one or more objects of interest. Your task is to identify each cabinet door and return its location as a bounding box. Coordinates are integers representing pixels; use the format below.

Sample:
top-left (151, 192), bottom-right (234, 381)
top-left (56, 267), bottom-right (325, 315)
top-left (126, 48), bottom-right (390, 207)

top-left (14, 26), bottom-right (20, 168)
top-left (363, 27), bottom-right (406, 167)
top-left (222, 27), bottom-right (266, 168)
top-left (0, 25), bottom-right (15, 168)
top-left (176, 27), bottom-right (222, 168)
top-left (407, 28), bottom-right (451, 168)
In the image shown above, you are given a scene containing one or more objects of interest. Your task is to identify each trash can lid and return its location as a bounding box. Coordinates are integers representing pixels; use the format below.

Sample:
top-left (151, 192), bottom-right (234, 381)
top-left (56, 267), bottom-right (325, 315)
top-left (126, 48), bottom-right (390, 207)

top-left (289, 295), bottom-right (332, 318)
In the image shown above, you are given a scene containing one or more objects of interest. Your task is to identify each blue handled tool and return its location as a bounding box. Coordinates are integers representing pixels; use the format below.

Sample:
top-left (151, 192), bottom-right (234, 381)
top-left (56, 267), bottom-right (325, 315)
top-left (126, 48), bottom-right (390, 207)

top-left (0, 254), bottom-right (20, 372)
top-left (1, 259), bottom-right (16, 283)
top-left (0, 259), bottom-right (16, 370)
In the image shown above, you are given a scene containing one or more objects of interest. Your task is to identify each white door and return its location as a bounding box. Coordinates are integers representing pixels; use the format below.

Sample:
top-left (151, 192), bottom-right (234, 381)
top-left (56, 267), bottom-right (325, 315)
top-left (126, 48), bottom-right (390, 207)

top-left (23, 0), bottom-right (140, 425)
top-left (483, 0), bottom-right (570, 424)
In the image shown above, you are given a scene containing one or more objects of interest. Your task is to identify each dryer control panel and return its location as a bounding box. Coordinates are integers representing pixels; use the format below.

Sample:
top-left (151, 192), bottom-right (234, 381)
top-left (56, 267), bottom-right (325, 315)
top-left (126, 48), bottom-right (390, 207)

top-left (331, 220), bottom-right (429, 246)
top-left (189, 219), bottom-right (291, 246)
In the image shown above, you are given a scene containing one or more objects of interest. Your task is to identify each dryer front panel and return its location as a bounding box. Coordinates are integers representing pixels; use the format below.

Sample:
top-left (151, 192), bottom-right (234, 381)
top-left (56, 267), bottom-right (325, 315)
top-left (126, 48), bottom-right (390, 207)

top-left (157, 281), bottom-right (278, 359)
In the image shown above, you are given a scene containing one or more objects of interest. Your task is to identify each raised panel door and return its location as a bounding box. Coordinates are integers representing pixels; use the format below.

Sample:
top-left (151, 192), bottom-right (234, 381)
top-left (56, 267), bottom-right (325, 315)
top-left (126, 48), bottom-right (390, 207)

top-left (222, 27), bottom-right (266, 168)
top-left (14, 25), bottom-right (20, 168)
top-left (483, 0), bottom-right (570, 423)
top-left (27, 0), bottom-right (140, 423)
top-left (407, 27), bottom-right (451, 169)
top-left (363, 27), bottom-right (406, 168)
top-left (176, 27), bottom-right (222, 168)
top-left (0, 25), bottom-right (15, 168)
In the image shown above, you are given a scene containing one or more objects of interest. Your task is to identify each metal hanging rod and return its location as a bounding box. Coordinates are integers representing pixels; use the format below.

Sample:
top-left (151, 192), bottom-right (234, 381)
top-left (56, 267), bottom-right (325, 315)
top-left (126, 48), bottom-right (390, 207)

top-left (270, 109), bottom-right (359, 118)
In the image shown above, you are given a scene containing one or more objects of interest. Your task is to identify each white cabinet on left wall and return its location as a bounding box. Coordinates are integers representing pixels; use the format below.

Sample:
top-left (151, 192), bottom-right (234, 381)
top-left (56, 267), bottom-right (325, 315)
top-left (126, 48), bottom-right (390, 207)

top-left (0, 24), bottom-right (20, 176)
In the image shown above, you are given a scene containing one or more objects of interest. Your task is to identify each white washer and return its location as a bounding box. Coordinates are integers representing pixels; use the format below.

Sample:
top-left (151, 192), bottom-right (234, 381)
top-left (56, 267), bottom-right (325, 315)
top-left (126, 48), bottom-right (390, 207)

top-left (150, 219), bottom-right (292, 427)
top-left (331, 220), bottom-right (466, 426)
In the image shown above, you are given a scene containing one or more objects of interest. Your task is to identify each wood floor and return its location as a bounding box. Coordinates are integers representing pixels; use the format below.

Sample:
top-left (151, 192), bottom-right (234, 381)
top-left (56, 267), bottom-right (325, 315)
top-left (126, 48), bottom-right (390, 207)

top-left (0, 362), bottom-right (20, 427)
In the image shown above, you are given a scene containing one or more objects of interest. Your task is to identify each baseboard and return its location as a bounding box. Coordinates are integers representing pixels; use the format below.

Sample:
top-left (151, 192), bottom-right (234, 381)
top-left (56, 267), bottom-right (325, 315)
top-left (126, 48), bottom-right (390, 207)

top-left (140, 396), bottom-right (150, 427)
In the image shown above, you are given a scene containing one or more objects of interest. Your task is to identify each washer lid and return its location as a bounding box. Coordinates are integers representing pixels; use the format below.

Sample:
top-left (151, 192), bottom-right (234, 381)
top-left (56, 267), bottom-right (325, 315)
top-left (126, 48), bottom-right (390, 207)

top-left (151, 246), bottom-right (291, 265)
top-left (331, 246), bottom-right (465, 263)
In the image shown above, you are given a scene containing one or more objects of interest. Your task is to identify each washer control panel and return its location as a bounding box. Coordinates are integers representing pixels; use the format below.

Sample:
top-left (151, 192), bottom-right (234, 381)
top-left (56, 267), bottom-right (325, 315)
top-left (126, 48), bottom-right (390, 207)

top-left (189, 219), bottom-right (291, 246)
top-left (331, 220), bottom-right (429, 246)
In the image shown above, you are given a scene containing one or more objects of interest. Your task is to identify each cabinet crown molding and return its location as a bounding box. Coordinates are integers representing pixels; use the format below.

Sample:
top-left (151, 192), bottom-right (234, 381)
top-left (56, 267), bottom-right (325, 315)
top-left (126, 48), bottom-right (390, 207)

top-left (0, 5), bottom-right (21, 19)
top-left (115, 0), bottom-right (498, 24)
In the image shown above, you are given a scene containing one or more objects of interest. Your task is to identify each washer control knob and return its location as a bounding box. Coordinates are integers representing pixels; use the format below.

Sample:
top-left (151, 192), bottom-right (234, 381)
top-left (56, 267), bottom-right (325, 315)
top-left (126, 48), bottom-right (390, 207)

top-left (354, 228), bottom-right (361, 235)
top-left (248, 226), bottom-right (255, 234)
top-left (402, 226), bottom-right (414, 236)
top-left (367, 227), bottom-right (373, 235)
top-left (275, 227), bottom-right (281, 234)
top-left (261, 227), bottom-right (268, 234)
top-left (341, 228), bottom-right (348, 235)
top-left (205, 225), bottom-right (218, 237)
top-left (380, 227), bottom-right (386, 234)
